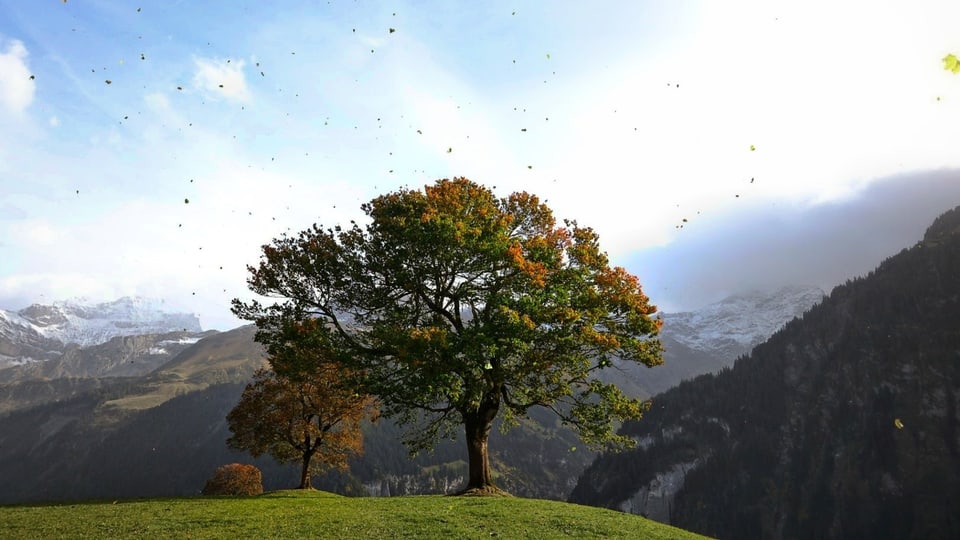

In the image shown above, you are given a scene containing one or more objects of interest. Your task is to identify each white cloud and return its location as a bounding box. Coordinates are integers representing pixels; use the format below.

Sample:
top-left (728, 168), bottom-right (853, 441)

top-left (192, 57), bottom-right (252, 103)
top-left (0, 39), bottom-right (34, 115)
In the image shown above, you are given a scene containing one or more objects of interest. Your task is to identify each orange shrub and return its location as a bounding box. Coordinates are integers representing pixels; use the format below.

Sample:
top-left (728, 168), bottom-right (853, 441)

top-left (201, 463), bottom-right (263, 496)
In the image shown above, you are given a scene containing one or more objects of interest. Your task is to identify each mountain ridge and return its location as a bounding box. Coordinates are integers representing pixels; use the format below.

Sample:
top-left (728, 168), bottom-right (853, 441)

top-left (570, 205), bottom-right (960, 539)
top-left (1, 296), bottom-right (201, 351)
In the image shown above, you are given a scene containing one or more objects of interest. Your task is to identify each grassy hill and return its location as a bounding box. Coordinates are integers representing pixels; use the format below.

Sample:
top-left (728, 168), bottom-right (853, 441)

top-left (0, 490), bottom-right (709, 539)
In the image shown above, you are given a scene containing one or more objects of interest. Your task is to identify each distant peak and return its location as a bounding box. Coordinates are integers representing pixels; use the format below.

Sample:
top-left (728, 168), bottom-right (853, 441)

top-left (12, 296), bottom-right (201, 346)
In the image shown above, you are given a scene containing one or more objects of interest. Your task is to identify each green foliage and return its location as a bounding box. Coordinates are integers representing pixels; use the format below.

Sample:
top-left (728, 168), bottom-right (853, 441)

top-left (201, 463), bottom-right (263, 496)
top-left (0, 491), bottom-right (710, 539)
top-left (233, 178), bottom-right (663, 488)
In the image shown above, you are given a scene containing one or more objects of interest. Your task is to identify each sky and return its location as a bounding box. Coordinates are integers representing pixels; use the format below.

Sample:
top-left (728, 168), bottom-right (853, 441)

top-left (1, 1), bottom-right (959, 330)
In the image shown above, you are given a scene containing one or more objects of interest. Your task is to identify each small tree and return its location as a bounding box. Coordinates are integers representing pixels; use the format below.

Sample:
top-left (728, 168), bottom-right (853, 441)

top-left (226, 344), bottom-right (375, 489)
top-left (202, 463), bottom-right (263, 496)
top-left (233, 177), bottom-right (663, 494)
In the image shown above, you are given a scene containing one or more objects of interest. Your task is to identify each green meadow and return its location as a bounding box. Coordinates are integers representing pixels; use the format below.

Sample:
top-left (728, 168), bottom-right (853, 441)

top-left (0, 490), bottom-right (709, 539)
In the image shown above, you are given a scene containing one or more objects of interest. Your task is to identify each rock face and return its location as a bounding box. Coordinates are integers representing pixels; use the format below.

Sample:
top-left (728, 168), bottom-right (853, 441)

top-left (570, 205), bottom-right (960, 540)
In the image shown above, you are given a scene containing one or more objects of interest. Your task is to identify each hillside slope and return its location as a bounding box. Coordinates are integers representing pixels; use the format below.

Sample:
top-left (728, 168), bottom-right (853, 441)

top-left (571, 205), bottom-right (960, 540)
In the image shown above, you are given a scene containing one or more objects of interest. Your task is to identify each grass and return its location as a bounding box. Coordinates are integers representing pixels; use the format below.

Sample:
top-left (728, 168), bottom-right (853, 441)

top-left (0, 490), bottom-right (710, 539)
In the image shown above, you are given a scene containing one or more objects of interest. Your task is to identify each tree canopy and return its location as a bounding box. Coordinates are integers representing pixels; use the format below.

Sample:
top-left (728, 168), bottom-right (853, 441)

top-left (226, 338), bottom-right (376, 489)
top-left (232, 177), bottom-right (663, 493)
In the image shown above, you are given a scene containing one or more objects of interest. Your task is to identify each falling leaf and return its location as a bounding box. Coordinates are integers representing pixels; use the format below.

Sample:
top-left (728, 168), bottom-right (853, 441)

top-left (894, 418), bottom-right (904, 429)
top-left (749, 144), bottom-right (755, 151)
top-left (546, 53), bottom-right (550, 59)
top-left (943, 53), bottom-right (960, 74)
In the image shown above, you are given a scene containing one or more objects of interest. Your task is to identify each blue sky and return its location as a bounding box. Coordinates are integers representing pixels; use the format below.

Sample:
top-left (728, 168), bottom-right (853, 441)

top-left (2, 1), bottom-right (960, 329)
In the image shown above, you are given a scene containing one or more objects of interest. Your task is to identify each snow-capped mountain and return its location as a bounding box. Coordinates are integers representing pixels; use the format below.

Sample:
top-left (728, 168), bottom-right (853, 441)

top-left (609, 285), bottom-right (826, 398)
top-left (660, 285), bottom-right (827, 356)
top-left (1, 297), bottom-right (201, 350)
top-left (0, 309), bottom-right (64, 368)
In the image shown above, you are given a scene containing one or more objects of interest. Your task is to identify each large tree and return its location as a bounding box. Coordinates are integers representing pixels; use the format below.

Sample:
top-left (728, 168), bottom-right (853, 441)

top-left (226, 343), bottom-right (375, 489)
top-left (233, 177), bottom-right (663, 494)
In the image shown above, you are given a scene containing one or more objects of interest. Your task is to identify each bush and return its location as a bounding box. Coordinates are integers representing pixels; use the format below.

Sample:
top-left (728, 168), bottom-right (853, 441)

top-left (201, 463), bottom-right (263, 496)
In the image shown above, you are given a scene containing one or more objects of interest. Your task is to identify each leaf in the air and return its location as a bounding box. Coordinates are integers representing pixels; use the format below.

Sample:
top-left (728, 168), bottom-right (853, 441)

top-left (943, 53), bottom-right (960, 74)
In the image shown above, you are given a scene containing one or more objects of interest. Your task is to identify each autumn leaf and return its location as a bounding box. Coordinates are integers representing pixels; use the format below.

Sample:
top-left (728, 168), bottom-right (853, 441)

top-left (943, 53), bottom-right (960, 74)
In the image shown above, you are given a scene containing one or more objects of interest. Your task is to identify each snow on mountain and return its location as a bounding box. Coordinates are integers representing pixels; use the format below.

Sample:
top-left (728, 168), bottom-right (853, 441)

top-left (660, 285), bottom-right (826, 355)
top-left (3, 297), bottom-right (202, 348)
top-left (0, 309), bottom-right (64, 369)
top-left (599, 285), bottom-right (827, 399)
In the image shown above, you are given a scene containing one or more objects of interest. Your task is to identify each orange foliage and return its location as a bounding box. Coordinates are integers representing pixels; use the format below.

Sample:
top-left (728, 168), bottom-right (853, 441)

top-left (201, 463), bottom-right (263, 496)
top-left (227, 362), bottom-right (376, 489)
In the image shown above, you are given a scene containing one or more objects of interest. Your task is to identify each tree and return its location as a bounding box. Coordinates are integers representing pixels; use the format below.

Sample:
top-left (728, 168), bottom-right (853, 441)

top-left (232, 177), bottom-right (663, 494)
top-left (226, 347), bottom-right (376, 489)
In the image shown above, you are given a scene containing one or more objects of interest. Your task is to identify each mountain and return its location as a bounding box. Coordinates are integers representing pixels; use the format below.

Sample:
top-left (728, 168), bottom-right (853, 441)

top-left (0, 322), bottom-right (592, 503)
top-left (0, 297), bottom-right (201, 354)
top-left (0, 285), bottom-right (825, 505)
top-left (570, 205), bottom-right (960, 540)
top-left (611, 285), bottom-right (825, 398)
top-left (0, 309), bottom-right (64, 369)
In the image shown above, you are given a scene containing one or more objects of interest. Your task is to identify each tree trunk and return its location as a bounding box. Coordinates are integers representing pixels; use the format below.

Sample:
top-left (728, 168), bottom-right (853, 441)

top-left (461, 392), bottom-right (501, 493)
top-left (299, 448), bottom-right (314, 489)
